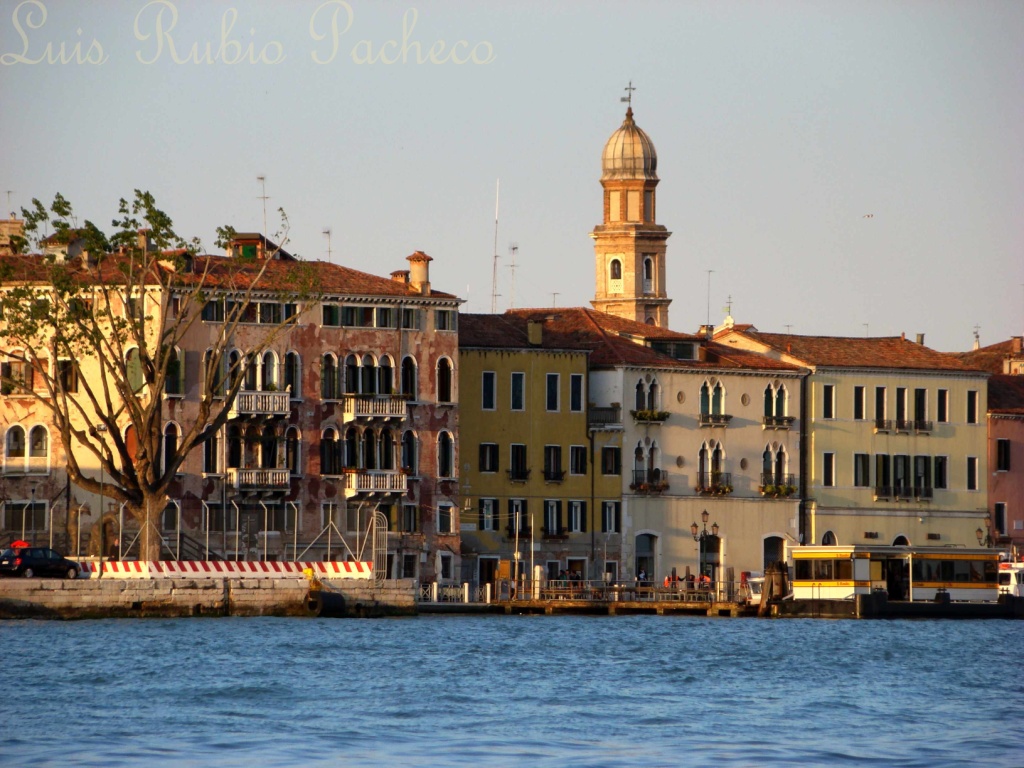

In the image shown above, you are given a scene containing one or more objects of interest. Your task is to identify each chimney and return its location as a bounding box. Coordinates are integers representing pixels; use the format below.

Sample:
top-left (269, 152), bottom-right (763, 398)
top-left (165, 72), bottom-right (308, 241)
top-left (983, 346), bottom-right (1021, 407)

top-left (527, 319), bottom-right (543, 346)
top-left (137, 229), bottom-right (154, 253)
top-left (901, 332), bottom-right (906, 341)
top-left (406, 251), bottom-right (432, 295)
top-left (391, 269), bottom-right (410, 285)
top-left (916, 333), bottom-right (925, 345)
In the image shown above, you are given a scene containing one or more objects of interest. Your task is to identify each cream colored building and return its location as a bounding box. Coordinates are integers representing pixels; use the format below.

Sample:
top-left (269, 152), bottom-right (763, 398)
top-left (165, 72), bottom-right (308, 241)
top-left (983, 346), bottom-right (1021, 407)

top-left (717, 326), bottom-right (990, 549)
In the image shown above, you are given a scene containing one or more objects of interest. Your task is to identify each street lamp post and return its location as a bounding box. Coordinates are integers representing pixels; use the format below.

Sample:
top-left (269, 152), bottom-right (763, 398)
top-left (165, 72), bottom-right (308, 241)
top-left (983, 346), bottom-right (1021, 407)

top-left (690, 509), bottom-right (720, 583)
top-left (976, 516), bottom-right (993, 548)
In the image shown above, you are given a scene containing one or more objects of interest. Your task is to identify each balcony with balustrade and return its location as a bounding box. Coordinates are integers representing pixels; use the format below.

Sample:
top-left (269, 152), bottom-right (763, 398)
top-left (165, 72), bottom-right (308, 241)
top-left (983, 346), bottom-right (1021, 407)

top-left (695, 471), bottom-right (732, 496)
top-left (589, 405), bottom-right (622, 430)
top-left (342, 469), bottom-right (407, 499)
top-left (342, 394), bottom-right (407, 424)
top-left (759, 473), bottom-right (797, 498)
top-left (226, 467), bottom-right (291, 491)
top-left (762, 415), bottom-right (795, 430)
top-left (228, 390), bottom-right (291, 420)
top-left (698, 413), bottom-right (732, 428)
top-left (631, 469), bottom-right (668, 495)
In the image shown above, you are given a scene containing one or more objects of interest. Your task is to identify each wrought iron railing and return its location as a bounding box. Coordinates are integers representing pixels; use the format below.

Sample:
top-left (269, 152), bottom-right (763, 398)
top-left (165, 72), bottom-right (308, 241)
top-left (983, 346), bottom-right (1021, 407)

top-left (588, 406), bottom-right (622, 428)
top-left (762, 415), bottom-right (795, 429)
top-left (699, 413), bottom-right (732, 427)
top-left (696, 471), bottom-right (732, 494)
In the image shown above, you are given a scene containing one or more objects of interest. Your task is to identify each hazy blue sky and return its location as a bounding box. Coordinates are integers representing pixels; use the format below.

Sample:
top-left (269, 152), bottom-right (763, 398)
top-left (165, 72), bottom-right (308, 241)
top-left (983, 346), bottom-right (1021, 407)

top-left (3, 1), bottom-right (1021, 351)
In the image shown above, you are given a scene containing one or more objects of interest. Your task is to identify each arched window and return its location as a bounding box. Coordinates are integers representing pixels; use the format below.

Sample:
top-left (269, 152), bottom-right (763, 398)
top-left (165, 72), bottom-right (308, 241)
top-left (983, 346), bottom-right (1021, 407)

top-left (320, 428), bottom-right (341, 475)
top-left (285, 427), bottom-right (300, 475)
top-left (438, 431), bottom-right (454, 477)
top-left (363, 429), bottom-right (377, 470)
top-left (260, 425), bottom-right (277, 469)
top-left (764, 383), bottom-right (787, 418)
top-left (228, 350), bottom-right (243, 390)
top-left (203, 349), bottom-right (226, 396)
top-left (437, 358), bottom-right (453, 403)
top-left (775, 446), bottom-right (787, 484)
top-left (227, 425), bottom-right (242, 469)
top-left (635, 381), bottom-right (645, 411)
top-left (762, 447), bottom-right (773, 483)
top-left (284, 352), bottom-right (301, 399)
top-left (380, 428), bottom-right (395, 470)
top-left (892, 535), bottom-right (910, 546)
top-left (378, 356), bottom-right (394, 396)
top-left (775, 384), bottom-right (786, 417)
top-left (244, 352), bottom-right (258, 390)
top-left (642, 257), bottom-right (653, 293)
top-left (763, 385), bottom-right (774, 418)
top-left (346, 428), bottom-right (358, 468)
top-left (7, 425), bottom-right (26, 459)
top-left (361, 354), bottom-right (376, 395)
top-left (261, 351), bottom-right (277, 391)
top-left (28, 425), bottom-right (48, 472)
top-left (401, 430), bottom-right (417, 474)
top-left (401, 357), bottom-right (417, 399)
top-left (162, 423), bottom-right (179, 476)
top-left (344, 354), bottom-right (358, 394)
top-left (711, 382), bottom-right (724, 415)
top-left (609, 259), bottom-right (622, 281)
top-left (647, 380), bottom-right (659, 410)
top-left (322, 354), bottom-right (339, 399)
top-left (700, 382), bottom-right (710, 415)
top-left (821, 531), bottom-right (837, 546)
top-left (165, 347), bottom-right (184, 396)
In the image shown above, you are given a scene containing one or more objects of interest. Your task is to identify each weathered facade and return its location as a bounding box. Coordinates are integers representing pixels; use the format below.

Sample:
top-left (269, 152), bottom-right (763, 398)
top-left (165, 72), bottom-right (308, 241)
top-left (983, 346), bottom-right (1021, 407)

top-left (1, 241), bottom-right (463, 584)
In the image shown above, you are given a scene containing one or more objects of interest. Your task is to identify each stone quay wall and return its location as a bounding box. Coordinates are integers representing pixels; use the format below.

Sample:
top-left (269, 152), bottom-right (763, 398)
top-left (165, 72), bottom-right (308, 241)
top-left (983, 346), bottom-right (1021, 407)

top-left (0, 577), bottom-right (417, 620)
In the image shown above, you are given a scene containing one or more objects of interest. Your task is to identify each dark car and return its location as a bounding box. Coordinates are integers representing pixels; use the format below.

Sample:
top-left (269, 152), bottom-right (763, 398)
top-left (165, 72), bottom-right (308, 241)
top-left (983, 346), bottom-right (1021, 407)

top-left (0, 546), bottom-right (80, 579)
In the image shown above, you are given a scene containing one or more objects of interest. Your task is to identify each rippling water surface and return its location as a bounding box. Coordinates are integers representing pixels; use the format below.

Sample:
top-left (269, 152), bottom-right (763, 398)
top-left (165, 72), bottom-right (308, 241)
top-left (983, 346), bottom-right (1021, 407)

top-left (2, 615), bottom-right (1022, 767)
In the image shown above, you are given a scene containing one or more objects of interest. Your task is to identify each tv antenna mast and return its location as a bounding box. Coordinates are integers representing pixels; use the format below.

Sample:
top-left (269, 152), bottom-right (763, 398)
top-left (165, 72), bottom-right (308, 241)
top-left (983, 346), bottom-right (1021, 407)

top-left (507, 243), bottom-right (519, 309)
top-left (5, 190), bottom-right (12, 215)
top-left (323, 228), bottom-right (332, 263)
top-left (490, 179), bottom-right (500, 314)
top-left (257, 175), bottom-right (269, 243)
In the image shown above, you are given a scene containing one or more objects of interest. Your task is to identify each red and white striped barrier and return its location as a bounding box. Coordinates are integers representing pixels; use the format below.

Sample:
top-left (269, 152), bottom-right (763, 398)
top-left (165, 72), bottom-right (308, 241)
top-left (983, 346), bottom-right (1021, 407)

top-left (77, 560), bottom-right (372, 580)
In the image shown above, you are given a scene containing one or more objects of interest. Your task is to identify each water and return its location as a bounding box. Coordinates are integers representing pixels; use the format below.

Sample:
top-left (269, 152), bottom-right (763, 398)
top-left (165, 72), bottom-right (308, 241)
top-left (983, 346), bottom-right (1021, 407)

top-left (2, 615), bottom-right (1022, 767)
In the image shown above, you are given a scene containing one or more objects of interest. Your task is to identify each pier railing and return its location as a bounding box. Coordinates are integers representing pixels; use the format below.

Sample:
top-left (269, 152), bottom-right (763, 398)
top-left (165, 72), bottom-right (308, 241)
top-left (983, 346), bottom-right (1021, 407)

top-left (416, 579), bottom-right (753, 605)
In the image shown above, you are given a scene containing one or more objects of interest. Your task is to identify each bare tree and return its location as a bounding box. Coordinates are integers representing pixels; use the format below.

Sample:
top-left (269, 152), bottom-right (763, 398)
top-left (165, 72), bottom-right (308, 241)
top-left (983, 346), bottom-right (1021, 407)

top-left (0, 191), bottom-right (318, 559)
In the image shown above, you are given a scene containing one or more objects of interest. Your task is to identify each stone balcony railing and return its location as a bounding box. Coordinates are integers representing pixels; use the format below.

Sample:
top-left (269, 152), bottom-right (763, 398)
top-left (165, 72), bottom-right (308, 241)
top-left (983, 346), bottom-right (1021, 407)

top-left (228, 390), bottom-right (291, 419)
top-left (226, 467), bottom-right (291, 491)
top-left (342, 395), bottom-right (408, 423)
top-left (342, 470), bottom-right (408, 498)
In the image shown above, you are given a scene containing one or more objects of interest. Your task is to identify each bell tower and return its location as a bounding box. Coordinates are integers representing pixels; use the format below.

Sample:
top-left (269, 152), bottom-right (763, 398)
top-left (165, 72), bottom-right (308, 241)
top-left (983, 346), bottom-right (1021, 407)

top-left (591, 96), bottom-right (671, 327)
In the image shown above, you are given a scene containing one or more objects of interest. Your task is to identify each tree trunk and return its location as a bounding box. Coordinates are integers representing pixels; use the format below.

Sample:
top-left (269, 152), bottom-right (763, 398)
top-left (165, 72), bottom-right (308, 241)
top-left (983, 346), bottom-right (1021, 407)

top-left (133, 495), bottom-right (167, 561)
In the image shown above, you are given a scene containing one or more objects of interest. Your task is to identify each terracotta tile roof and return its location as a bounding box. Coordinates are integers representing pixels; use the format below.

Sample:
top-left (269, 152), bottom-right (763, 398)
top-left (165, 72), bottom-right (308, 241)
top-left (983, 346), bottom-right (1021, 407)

top-left (952, 339), bottom-right (1023, 375)
top-left (464, 308), bottom-right (799, 373)
top-left (990, 375), bottom-right (1024, 415)
top-left (726, 329), bottom-right (983, 373)
top-left (0, 253), bottom-right (458, 301)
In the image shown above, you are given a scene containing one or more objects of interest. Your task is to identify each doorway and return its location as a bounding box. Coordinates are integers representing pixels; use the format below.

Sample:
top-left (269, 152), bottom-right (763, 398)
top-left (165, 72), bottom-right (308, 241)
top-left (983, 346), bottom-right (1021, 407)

top-left (635, 533), bottom-right (656, 582)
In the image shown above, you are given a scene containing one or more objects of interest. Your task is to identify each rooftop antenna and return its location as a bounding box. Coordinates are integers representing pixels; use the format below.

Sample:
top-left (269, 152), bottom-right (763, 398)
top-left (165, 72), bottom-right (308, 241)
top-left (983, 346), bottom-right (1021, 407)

top-left (784, 325), bottom-right (793, 334)
top-left (323, 228), bottom-right (332, 263)
top-left (257, 175), bottom-right (269, 246)
top-left (621, 80), bottom-right (635, 108)
top-left (490, 179), bottom-right (500, 314)
top-left (551, 292), bottom-right (560, 308)
top-left (507, 242), bottom-right (518, 309)
top-left (5, 190), bottom-right (12, 216)
top-left (706, 270), bottom-right (714, 327)
top-left (973, 324), bottom-right (981, 351)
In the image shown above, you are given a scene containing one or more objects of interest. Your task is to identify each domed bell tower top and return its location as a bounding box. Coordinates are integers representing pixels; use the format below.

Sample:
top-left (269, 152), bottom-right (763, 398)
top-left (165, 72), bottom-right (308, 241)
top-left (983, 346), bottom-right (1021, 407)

top-left (591, 100), bottom-right (672, 328)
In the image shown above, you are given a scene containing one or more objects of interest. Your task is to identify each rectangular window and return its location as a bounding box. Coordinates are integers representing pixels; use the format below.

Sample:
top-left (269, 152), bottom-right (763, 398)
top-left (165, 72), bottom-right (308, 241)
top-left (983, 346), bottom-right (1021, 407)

top-left (937, 389), bottom-right (949, 422)
top-left (402, 503), bottom-right (418, 533)
top-left (875, 454), bottom-right (891, 492)
top-left (823, 452), bottom-right (835, 486)
top-left (434, 310), bottom-right (457, 331)
top-left (283, 303), bottom-right (297, 321)
top-left (479, 443), bottom-right (499, 473)
top-left (543, 445), bottom-right (563, 481)
top-left (2, 501), bottom-right (46, 531)
top-left (569, 445), bottom-right (587, 476)
top-left (478, 498), bottom-right (497, 531)
top-left (894, 455), bottom-right (911, 494)
top-left (438, 504), bottom-right (454, 534)
top-left (601, 446), bottom-right (621, 475)
top-left (895, 387), bottom-right (907, 424)
top-left (203, 434), bottom-right (220, 473)
top-left (258, 302), bottom-right (281, 325)
top-left (546, 373), bottom-right (559, 412)
top-left (933, 456), bottom-right (948, 490)
top-left (510, 444), bottom-right (528, 480)
top-left (997, 438), bottom-right (1010, 471)
top-left (345, 505), bottom-right (362, 533)
top-left (967, 390), bottom-right (979, 424)
top-left (914, 388), bottom-right (927, 421)
top-left (202, 299), bottom-right (225, 322)
top-left (57, 359), bottom-right (78, 393)
top-left (875, 386), bottom-right (887, 420)
top-left (602, 501), bottom-right (621, 533)
top-left (511, 372), bottom-right (525, 411)
top-left (570, 374), bottom-right (584, 412)
top-left (914, 455), bottom-right (931, 491)
top-left (967, 457), bottom-right (978, 491)
top-left (568, 500), bottom-right (586, 533)
top-left (994, 502), bottom-right (1007, 536)
top-left (509, 499), bottom-right (527, 535)
top-left (341, 306), bottom-right (374, 327)
top-left (854, 453), bottom-right (870, 487)
top-left (481, 371), bottom-right (496, 410)
top-left (544, 500), bottom-right (561, 535)
top-left (822, 385), bottom-right (835, 419)
top-left (376, 307), bottom-right (396, 328)
top-left (322, 304), bottom-right (340, 327)
top-left (853, 386), bottom-right (865, 420)
top-left (401, 308), bottom-right (421, 330)
top-left (401, 553), bottom-right (417, 579)
top-left (439, 553), bottom-right (453, 580)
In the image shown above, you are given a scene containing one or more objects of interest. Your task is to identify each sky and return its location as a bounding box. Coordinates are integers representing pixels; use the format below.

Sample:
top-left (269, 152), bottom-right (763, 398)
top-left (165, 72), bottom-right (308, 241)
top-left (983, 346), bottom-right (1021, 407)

top-left (2, 0), bottom-right (1022, 352)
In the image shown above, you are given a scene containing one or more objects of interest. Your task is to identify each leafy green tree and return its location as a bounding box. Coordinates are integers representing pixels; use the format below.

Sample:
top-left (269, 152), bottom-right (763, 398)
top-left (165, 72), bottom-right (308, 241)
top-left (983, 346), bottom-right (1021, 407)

top-left (0, 191), bottom-right (317, 560)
